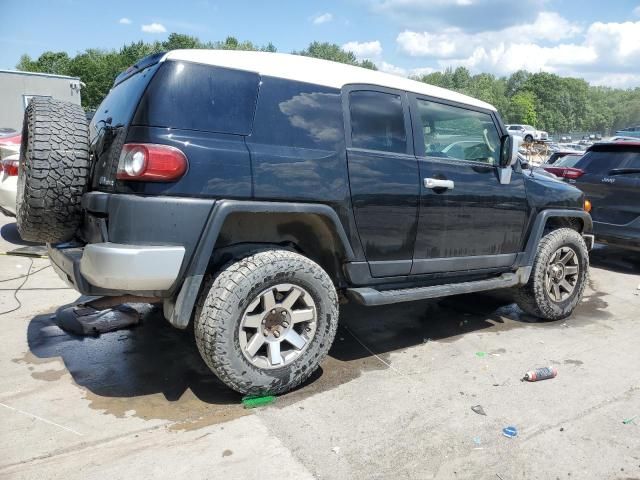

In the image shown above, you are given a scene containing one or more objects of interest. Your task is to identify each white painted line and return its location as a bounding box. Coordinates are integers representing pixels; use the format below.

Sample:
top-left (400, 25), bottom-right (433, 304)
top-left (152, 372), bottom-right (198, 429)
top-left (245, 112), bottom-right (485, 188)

top-left (0, 402), bottom-right (83, 436)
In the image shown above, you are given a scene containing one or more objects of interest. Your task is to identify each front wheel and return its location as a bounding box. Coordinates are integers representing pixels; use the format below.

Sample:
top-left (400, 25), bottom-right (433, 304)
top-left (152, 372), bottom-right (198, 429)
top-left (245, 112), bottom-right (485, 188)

top-left (514, 228), bottom-right (589, 320)
top-left (194, 250), bottom-right (339, 395)
top-left (524, 134), bottom-right (534, 143)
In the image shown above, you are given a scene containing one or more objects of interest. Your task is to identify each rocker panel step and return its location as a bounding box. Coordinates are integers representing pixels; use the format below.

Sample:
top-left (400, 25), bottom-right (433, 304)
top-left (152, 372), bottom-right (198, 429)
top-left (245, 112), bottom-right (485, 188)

top-left (346, 273), bottom-right (519, 306)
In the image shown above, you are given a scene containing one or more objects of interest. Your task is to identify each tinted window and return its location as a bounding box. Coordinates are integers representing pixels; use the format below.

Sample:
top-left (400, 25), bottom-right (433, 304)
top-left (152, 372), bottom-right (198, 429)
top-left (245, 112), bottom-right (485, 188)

top-left (416, 99), bottom-right (501, 164)
top-left (134, 61), bottom-right (260, 135)
top-left (577, 149), bottom-right (640, 174)
top-left (91, 64), bottom-right (158, 138)
top-left (250, 77), bottom-right (343, 149)
top-left (554, 154), bottom-right (582, 167)
top-left (349, 91), bottom-right (407, 153)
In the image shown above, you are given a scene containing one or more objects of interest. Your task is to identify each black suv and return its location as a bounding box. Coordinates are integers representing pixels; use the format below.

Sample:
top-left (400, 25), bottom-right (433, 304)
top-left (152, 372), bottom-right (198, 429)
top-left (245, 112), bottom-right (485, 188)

top-left (16, 50), bottom-right (592, 395)
top-left (566, 142), bottom-right (640, 251)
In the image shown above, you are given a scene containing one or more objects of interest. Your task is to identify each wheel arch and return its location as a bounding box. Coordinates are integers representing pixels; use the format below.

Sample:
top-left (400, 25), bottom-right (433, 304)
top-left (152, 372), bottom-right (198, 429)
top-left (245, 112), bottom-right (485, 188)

top-left (165, 200), bottom-right (357, 329)
top-left (518, 209), bottom-right (592, 270)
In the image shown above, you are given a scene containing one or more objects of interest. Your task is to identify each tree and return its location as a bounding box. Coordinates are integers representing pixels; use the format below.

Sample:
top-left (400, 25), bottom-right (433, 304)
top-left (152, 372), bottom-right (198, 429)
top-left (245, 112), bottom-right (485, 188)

top-left (505, 91), bottom-right (537, 125)
top-left (296, 42), bottom-right (377, 70)
top-left (14, 32), bottom-right (640, 134)
top-left (16, 51), bottom-right (71, 75)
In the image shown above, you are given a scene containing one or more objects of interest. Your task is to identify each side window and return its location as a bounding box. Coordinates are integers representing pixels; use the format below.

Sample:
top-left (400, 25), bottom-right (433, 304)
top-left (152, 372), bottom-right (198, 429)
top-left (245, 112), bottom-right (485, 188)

top-left (349, 91), bottom-right (407, 154)
top-left (250, 77), bottom-right (344, 150)
top-left (415, 99), bottom-right (501, 164)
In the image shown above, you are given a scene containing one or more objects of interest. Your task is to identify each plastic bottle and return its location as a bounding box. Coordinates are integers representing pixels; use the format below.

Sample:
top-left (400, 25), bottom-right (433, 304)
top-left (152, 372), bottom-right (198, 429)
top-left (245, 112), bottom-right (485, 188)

top-left (522, 366), bottom-right (557, 382)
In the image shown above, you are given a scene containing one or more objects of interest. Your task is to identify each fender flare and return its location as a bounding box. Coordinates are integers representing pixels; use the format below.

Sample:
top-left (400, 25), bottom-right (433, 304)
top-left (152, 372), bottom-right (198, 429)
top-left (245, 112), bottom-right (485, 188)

top-left (517, 209), bottom-right (592, 268)
top-left (166, 200), bottom-right (357, 328)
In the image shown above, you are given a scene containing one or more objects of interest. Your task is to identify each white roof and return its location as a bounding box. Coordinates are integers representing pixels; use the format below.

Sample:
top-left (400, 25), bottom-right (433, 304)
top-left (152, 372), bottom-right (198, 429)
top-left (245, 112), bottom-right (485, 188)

top-left (161, 50), bottom-right (496, 111)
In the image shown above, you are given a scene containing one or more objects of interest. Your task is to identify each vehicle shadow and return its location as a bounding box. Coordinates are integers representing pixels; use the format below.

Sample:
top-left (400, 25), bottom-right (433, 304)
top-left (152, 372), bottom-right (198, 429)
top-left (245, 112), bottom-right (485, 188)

top-left (26, 301), bottom-right (242, 406)
top-left (0, 221), bottom-right (42, 247)
top-left (24, 291), bottom-right (545, 411)
top-left (589, 244), bottom-right (640, 275)
top-left (331, 292), bottom-right (538, 362)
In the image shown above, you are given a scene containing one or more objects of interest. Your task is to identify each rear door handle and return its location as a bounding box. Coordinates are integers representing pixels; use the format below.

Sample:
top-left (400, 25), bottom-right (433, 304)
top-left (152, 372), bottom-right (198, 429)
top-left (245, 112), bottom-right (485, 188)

top-left (424, 178), bottom-right (454, 190)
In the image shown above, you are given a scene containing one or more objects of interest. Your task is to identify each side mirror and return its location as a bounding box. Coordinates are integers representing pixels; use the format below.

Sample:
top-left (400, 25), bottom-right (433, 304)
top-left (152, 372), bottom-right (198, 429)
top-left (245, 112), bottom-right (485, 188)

top-left (499, 134), bottom-right (520, 167)
top-left (498, 134), bottom-right (520, 184)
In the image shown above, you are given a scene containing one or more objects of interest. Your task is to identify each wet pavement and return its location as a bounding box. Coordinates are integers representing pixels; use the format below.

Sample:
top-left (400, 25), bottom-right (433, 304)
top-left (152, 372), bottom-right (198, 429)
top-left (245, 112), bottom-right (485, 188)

top-left (1, 213), bottom-right (640, 479)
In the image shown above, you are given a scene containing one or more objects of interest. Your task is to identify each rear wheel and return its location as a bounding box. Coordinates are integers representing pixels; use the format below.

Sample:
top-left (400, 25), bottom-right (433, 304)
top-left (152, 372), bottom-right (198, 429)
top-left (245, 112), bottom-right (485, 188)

top-left (514, 228), bottom-right (589, 320)
top-left (194, 250), bottom-right (339, 395)
top-left (524, 134), bottom-right (534, 143)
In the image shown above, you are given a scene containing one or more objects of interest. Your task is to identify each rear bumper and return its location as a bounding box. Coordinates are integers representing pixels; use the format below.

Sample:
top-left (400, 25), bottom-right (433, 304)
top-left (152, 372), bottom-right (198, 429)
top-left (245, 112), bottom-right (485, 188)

top-left (49, 242), bottom-right (185, 295)
top-left (47, 192), bottom-right (216, 295)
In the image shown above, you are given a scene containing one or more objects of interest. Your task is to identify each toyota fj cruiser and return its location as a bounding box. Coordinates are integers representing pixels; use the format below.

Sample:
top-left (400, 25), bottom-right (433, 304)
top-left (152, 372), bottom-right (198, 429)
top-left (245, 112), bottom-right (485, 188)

top-left (16, 50), bottom-right (593, 395)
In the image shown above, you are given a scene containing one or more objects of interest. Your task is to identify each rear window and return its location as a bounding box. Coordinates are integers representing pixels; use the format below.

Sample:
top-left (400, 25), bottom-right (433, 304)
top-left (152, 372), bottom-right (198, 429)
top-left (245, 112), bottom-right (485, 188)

top-left (577, 148), bottom-right (640, 175)
top-left (133, 61), bottom-right (260, 135)
top-left (554, 154), bottom-right (582, 167)
top-left (90, 64), bottom-right (159, 138)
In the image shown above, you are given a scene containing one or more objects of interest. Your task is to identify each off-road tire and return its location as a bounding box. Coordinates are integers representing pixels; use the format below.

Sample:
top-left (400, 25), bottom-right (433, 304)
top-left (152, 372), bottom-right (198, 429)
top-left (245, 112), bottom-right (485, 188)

top-left (194, 250), bottom-right (339, 395)
top-left (17, 97), bottom-right (90, 243)
top-left (514, 228), bottom-right (589, 320)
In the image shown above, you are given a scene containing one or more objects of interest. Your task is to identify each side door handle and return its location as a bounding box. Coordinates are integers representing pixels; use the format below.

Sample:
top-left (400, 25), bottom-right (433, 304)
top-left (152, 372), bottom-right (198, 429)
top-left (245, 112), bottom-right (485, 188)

top-left (424, 178), bottom-right (454, 190)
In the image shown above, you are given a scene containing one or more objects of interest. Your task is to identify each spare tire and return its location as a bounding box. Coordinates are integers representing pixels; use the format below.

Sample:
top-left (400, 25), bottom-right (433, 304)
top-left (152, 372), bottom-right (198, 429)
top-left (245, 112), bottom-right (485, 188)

top-left (17, 97), bottom-right (90, 243)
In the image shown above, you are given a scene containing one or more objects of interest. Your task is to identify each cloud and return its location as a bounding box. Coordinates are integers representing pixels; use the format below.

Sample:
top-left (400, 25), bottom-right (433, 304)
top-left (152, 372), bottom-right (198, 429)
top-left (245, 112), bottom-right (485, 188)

top-left (312, 13), bottom-right (333, 25)
top-left (585, 21), bottom-right (640, 67)
top-left (393, 11), bottom-right (640, 86)
top-left (118, 17), bottom-right (132, 25)
top-left (374, 61), bottom-right (436, 78)
top-left (590, 73), bottom-right (640, 89)
top-left (445, 43), bottom-right (597, 77)
top-left (342, 41), bottom-right (383, 58)
top-left (377, 61), bottom-right (407, 76)
top-left (397, 12), bottom-right (583, 58)
top-left (141, 23), bottom-right (167, 33)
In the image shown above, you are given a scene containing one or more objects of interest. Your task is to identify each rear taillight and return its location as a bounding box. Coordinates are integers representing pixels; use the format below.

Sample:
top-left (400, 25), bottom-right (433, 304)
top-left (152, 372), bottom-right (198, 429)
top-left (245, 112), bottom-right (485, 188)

top-left (543, 167), bottom-right (584, 179)
top-left (1, 159), bottom-right (19, 176)
top-left (561, 168), bottom-right (584, 180)
top-left (0, 134), bottom-right (21, 145)
top-left (116, 143), bottom-right (188, 182)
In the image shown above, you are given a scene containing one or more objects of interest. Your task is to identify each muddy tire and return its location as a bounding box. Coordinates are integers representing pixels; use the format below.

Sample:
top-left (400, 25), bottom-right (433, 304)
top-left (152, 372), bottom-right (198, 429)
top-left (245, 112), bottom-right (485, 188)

top-left (194, 250), bottom-right (339, 395)
top-left (514, 228), bottom-right (589, 320)
top-left (17, 97), bottom-right (90, 243)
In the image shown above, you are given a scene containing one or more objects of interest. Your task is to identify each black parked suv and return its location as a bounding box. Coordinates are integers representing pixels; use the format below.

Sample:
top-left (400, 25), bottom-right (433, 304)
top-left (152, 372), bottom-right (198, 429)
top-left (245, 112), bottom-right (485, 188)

top-left (16, 50), bottom-right (593, 395)
top-left (566, 142), bottom-right (640, 251)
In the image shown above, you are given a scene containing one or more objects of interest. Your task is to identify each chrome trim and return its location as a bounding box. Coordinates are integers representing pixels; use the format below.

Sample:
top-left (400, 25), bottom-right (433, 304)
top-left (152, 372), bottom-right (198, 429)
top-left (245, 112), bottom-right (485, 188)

top-left (424, 178), bottom-right (454, 189)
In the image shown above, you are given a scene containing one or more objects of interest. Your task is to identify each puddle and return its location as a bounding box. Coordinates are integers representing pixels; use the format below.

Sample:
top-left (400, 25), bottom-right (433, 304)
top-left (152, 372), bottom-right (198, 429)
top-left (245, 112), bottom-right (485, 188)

top-left (22, 309), bottom-right (248, 430)
top-left (18, 285), bottom-right (614, 429)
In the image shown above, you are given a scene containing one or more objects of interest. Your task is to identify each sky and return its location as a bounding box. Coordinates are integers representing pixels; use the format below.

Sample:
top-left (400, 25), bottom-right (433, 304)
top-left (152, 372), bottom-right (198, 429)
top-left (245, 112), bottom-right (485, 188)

top-left (2, 0), bottom-right (640, 88)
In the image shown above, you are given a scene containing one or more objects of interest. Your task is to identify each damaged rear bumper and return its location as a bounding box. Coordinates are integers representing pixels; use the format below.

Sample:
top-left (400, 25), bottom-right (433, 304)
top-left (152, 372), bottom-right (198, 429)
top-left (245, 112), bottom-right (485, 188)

top-left (49, 243), bottom-right (185, 296)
